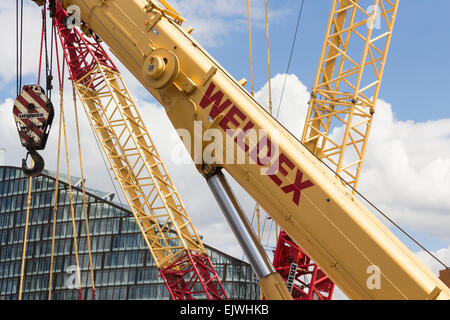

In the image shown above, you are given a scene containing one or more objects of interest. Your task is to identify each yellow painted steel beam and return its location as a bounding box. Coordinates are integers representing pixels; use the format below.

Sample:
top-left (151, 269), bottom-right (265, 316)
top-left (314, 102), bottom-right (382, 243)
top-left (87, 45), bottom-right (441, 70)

top-left (62, 0), bottom-right (450, 300)
top-left (145, 0), bottom-right (184, 24)
top-left (302, 0), bottom-right (399, 189)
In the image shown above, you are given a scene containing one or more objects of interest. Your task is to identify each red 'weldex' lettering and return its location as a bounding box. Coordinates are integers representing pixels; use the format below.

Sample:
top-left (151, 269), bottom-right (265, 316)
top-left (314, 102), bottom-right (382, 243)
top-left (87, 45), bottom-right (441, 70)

top-left (234, 121), bottom-right (255, 152)
top-left (282, 168), bottom-right (314, 206)
top-left (200, 82), bottom-right (232, 120)
top-left (199, 82), bottom-right (314, 205)
top-left (249, 136), bottom-right (275, 166)
top-left (219, 105), bottom-right (246, 132)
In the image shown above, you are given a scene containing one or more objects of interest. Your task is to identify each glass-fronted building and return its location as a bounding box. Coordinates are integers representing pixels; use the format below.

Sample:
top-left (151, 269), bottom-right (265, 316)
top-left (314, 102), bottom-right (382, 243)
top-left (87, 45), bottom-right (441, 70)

top-left (0, 166), bottom-right (259, 300)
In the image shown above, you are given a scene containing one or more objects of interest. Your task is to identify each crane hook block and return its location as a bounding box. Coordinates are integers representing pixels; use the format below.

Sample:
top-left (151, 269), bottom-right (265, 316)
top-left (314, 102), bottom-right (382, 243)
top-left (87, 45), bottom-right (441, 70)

top-left (13, 84), bottom-right (55, 177)
top-left (22, 150), bottom-right (45, 178)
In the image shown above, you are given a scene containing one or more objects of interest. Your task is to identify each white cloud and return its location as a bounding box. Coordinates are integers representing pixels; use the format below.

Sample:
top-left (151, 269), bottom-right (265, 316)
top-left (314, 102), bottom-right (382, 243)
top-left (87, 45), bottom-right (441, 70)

top-left (416, 245), bottom-right (450, 277)
top-left (169, 0), bottom-right (289, 47)
top-left (0, 2), bottom-right (43, 83)
top-left (358, 100), bottom-right (450, 241)
top-left (255, 73), bottom-right (310, 139)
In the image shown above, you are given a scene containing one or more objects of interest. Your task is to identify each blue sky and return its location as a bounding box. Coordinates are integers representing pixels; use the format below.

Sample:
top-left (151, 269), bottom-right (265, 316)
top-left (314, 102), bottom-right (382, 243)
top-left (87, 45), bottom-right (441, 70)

top-left (2, 0), bottom-right (449, 120)
top-left (206, 0), bottom-right (450, 122)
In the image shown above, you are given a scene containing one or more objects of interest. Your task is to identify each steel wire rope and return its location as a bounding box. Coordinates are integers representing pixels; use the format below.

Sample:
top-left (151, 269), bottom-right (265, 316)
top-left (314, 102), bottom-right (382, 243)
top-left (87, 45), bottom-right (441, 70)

top-left (48, 89), bottom-right (63, 300)
top-left (275, 0), bottom-right (305, 120)
top-left (256, 0), bottom-right (278, 255)
top-left (20, 0), bottom-right (23, 93)
top-left (52, 21), bottom-right (97, 298)
top-left (48, 11), bottom-right (69, 300)
top-left (52, 23), bottom-right (84, 299)
top-left (16, 0), bottom-right (24, 96)
top-left (241, 2), bottom-right (267, 282)
top-left (18, 175), bottom-right (32, 300)
top-left (241, 3), bottom-right (279, 295)
top-left (42, 3), bottom-right (51, 98)
top-left (16, 0), bottom-right (19, 96)
top-left (16, 0), bottom-right (30, 301)
top-left (38, 7), bottom-right (45, 85)
top-left (54, 18), bottom-right (97, 297)
top-left (46, 10), bottom-right (65, 301)
top-left (71, 83), bottom-right (97, 299)
top-left (49, 6), bottom-right (142, 300)
top-left (60, 87), bottom-right (84, 299)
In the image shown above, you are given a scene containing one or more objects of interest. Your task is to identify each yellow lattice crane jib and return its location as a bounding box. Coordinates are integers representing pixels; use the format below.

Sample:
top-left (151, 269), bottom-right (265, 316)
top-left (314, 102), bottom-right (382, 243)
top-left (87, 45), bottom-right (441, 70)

top-left (271, 0), bottom-right (400, 299)
top-left (48, 1), bottom-right (227, 299)
top-left (302, 0), bottom-right (399, 190)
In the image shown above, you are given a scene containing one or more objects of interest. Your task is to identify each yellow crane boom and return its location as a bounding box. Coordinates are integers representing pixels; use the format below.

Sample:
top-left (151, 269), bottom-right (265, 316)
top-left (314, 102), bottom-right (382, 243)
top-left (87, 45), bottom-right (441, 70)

top-left (60, 0), bottom-right (450, 299)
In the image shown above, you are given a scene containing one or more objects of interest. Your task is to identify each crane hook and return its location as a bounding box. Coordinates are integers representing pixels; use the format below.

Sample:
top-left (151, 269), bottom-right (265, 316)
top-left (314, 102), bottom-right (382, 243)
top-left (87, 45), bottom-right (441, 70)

top-left (22, 149), bottom-right (45, 177)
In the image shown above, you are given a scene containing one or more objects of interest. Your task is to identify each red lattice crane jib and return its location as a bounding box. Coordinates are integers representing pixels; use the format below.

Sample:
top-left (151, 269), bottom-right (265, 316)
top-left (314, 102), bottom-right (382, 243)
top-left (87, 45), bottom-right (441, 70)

top-left (51, 1), bottom-right (227, 300)
top-left (273, 230), bottom-right (334, 300)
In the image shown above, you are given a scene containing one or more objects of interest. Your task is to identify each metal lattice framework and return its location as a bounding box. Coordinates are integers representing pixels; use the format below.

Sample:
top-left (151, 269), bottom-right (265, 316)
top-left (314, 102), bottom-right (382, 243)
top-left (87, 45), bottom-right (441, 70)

top-left (302, 0), bottom-right (399, 188)
top-left (273, 231), bottom-right (334, 300)
top-left (274, 0), bottom-right (399, 300)
top-left (53, 3), bottom-right (227, 300)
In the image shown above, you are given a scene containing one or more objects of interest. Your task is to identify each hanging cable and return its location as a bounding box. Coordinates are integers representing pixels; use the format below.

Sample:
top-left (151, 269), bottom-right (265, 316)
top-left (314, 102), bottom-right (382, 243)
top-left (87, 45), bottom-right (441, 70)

top-left (275, 0), bottom-right (305, 120)
top-left (16, 0), bottom-right (29, 301)
top-left (55, 32), bottom-right (83, 300)
top-left (52, 7), bottom-right (99, 285)
top-left (264, 0), bottom-right (273, 115)
top-left (43, 2), bottom-right (48, 91)
top-left (48, 95), bottom-right (63, 300)
top-left (48, 18), bottom-right (64, 300)
top-left (48, 17), bottom-right (54, 100)
top-left (263, 0), bottom-right (278, 245)
top-left (72, 84), bottom-right (97, 299)
top-left (247, 0), bottom-right (255, 96)
top-left (245, 0), bottom-right (276, 249)
top-left (45, 8), bottom-right (64, 300)
top-left (38, 7), bottom-right (45, 85)
top-left (16, 0), bottom-right (18, 95)
top-left (60, 87), bottom-right (83, 300)
top-left (246, 0), bottom-right (263, 243)
top-left (295, 128), bottom-right (450, 270)
top-left (42, 2), bottom-right (54, 99)
top-left (18, 175), bottom-right (32, 300)
top-left (19, 0), bottom-right (23, 92)
top-left (16, 0), bottom-right (24, 96)
top-left (250, 0), bottom-right (305, 258)
top-left (48, 18), bottom-right (84, 299)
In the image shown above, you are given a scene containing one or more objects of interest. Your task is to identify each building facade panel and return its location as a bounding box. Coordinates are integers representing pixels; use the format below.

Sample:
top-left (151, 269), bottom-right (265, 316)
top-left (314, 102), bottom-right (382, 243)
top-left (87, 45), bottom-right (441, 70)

top-left (0, 166), bottom-right (259, 300)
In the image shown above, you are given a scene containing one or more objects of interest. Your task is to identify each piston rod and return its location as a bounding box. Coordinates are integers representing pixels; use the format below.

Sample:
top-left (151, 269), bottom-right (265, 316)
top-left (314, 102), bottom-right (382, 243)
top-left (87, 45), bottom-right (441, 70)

top-left (206, 169), bottom-right (292, 300)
